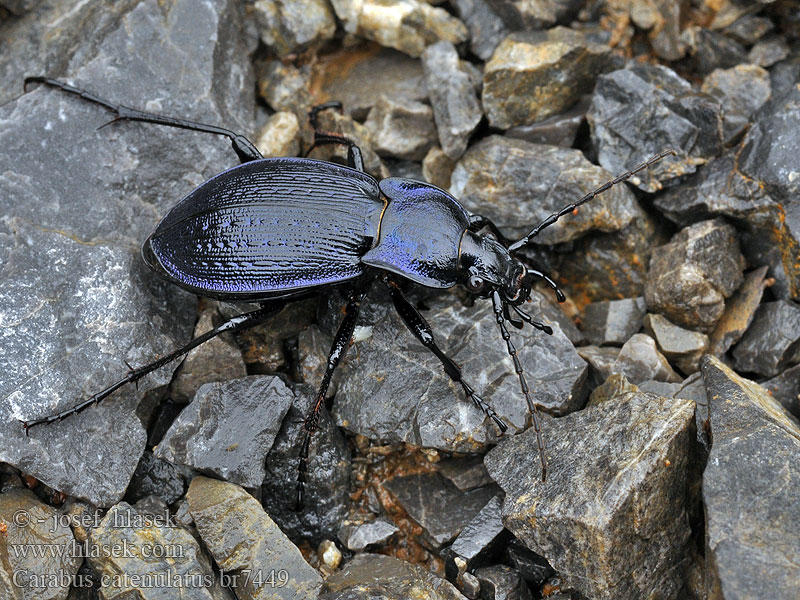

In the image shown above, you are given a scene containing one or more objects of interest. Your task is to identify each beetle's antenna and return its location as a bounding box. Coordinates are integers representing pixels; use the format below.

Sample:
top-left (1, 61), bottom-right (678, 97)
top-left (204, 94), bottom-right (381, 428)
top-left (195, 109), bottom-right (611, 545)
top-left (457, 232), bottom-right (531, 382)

top-left (491, 290), bottom-right (547, 481)
top-left (508, 150), bottom-right (677, 252)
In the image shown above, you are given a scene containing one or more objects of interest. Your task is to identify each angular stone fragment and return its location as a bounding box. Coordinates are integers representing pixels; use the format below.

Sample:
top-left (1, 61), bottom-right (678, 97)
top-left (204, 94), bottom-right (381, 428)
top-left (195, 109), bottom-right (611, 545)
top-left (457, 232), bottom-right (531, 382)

top-left (309, 108), bottom-right (389, 180)
top-left (451, 0), bottom-right (509, 60)
top-left (474, 564), bottom-right (531, 600)
top-left (485, 375), bottom-right (695, 600)
top-left (423, 145), bottom-right (456, 190)
top-left (338, 518), bottom-right (398, 551)
top-left (731, 300), bottom-right (800, 377)
top-left (633, 0), bottom-right (685, 60)
top-left (0, 489), bottom-right (82, 600)
top-left (645, 219), bottom-right (745, 333)
top-left (762, 364), bottom-right (800, 419)
top-left (701, 356), bottom-right (800, 600)
top-left (578, 345), bottom-right (620, 385)
top-left (505, 96), bottom-right (588, 147)
top-left (723, 13), bottom-right (774, 45)
top-left (330, 0), bottom-right (468, 58)
top-left (581, 297), bottom-right (646, 346)
top-left (588, 63), bottom-right (723, 192)
top-left (127, 450), bottom-right (186, 504)
top-left (156, 376), bottom-right (294, 488)
top-left (422, 41), bottom-right (483, 160)
top-left (643, 313), bottom-right (710, 374)
top-left (253, 0), bottom-right (335, 56)
top-left (321, 553), bottom-right (467, 599)
top-left (257, 59), bottom-right (312, 125)
top-left (701, 64), bottom-right (771, 143)
top-left (483, 28), bottom-right (616, 129)
top-left (364, 96), bottom-right (437, 161)
top-left (444, 495), bottom-right (507, 573)
top-left (709, 266), bottom-right (770, 356)
top-left (748, 36), bottom-right (789, 67)
top-left (187, 477), bottom-right (323, 599)
top-left (438, 455), bottom-right (494, 491)
top-left (450, 136), bottom-right (643, 244)
top-left (254, 111), bottom-right (300, 158)
top-left (383, 472), bottom-right (497, 548)
top-left (506, 539), bottom-right (554, 585)
top-left (612, 333), bottom-right (681, 384)
top-left (681, 26), bottom-right (747, 75)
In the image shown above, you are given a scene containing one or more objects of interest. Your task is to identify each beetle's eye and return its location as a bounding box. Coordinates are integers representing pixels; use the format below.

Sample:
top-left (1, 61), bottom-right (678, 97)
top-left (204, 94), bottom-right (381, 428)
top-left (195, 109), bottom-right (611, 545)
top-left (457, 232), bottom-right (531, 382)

top-left (467, 275), bottom-right (485, 293)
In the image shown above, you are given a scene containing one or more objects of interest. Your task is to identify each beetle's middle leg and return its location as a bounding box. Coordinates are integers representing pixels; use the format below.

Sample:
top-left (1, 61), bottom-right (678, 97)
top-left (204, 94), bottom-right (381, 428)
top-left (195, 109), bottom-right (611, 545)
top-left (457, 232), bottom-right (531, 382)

top-left (24, 77), bottom-right (263, 164)
top-left (384, 279), bottom-right (508, 433)
top-left (20, 300), bottom-right (286, 432)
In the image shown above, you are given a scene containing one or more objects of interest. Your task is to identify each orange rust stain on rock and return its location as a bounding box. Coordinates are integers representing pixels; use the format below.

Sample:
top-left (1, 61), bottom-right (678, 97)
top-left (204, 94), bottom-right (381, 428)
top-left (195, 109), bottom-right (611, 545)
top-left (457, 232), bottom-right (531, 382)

top-left (310, 43), bottom-right (382, 103)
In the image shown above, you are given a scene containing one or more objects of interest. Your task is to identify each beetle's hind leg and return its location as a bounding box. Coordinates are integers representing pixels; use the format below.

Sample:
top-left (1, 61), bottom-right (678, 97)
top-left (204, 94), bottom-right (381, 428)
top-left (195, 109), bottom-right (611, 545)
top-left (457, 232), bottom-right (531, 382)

top-left (20, 301), bottom-right (285, 432)
top-left (385, 279), bottom-right (508, 433)
top-left (24, 77), bottom-right (263, 164)
top-left (304, 102), bottom-right (365, 172)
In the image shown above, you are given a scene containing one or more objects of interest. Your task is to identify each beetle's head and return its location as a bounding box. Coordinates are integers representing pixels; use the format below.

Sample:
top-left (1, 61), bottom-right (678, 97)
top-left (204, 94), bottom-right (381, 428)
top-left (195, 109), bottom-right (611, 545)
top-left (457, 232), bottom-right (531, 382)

top-left (459, 230), bottom-right (529, 305)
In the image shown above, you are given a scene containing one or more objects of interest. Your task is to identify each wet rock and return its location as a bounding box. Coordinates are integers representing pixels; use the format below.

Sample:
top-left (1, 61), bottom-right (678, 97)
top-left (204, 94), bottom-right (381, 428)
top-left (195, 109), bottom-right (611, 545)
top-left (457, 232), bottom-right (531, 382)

top-left (505, 97), bottom-right (588, 147)
top-left (330, 0), bottom-right (468, 58)
top-left (422, 41), bottom-right (483, 160)
top-left (334, 293), bottom-right (589, 453)
top-left (588, 63), bottom-right (723, 192)
top-left (383, 472), bottom-right (498, 548)
top-left (310, 44), bottom-right (427, 122)
top-left (709, 266), bottom-right (770, 356)
top-left (170, 303), bottom-right (247, 403)
top-left (577, 345), bottom-right (619, 385)
top-left (423, 146), bottom-right (457, 190)
top-left (451, 0), bottom-right (509, 61)
top-left (364, 96), bottom-right (437, 161)
top-left (645, 219), bottom-right (745, 333)
top-left (473, 564), bottom-right (531, 600)
top-left (438, 455), bottom-right (494, 491)
top-left (254, 111), bottom-right (300, 158)
top-left (156, 376), bottom-right (293, 488)
top-left (253, 0), bottom-right (335, 56)
top-left (261, 385), bottom-right (351, 542)
top-left (0, 488), bottom-right (82, 600)
top-left (748, 36), bottom-right (789, 68)
top-left (126, 450), bottom-right (186, 505)
top-left (485, 0), bottom-right (582, 29)
top-left (731, 300), bottom-right (800, 377)
top-left (483, 28), bottom-right (615, 129)
top-left (631, 0), bottom-right (684, 60)
top-left (485, 374), bottom-right (695, 600)
top-left (762, 364), bottom-right (800, 419)
top-left (450, 136), bottom-right (643, 245)
top-left (701, 64), bottom-right (771, 143)
top-left (187, 476), bottom-right (323, 599)
top-left (321, 553), bottom-right (467, 599)
top-left (701, 356), bottom-right (800, 600)
top-left (612, 333), bottom-right (681, 384)
top-left (89, 500), bottom-right (229, 600)
top-left (581, 297), bottom-right (646, 346)
top-left (0, 0), bottom-right (252, 506)
top-left (643, 313), bottom-right (710, 374)
top-left (444, 495), bottom-right (507, 574)
top-left (681, 26), bottom-right (748, 76)
top-left (338, 518), bottom-right (398, 551)
top-left (256, 59), bottom-right (312, 125)
top-left (653, 153), bottom-right (800, 301)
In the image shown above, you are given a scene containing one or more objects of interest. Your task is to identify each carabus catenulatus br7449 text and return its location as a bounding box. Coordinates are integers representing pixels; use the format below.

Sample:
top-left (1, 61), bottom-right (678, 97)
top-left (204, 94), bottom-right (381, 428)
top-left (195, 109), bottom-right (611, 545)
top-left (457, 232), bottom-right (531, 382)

top-left (21, 77), bottom-right (674, 508)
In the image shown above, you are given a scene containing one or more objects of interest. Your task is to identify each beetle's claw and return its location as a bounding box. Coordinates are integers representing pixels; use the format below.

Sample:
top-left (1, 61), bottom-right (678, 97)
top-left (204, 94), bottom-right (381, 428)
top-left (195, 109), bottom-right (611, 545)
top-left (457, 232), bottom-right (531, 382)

top-left (492, 414), bottom-right (508, 433)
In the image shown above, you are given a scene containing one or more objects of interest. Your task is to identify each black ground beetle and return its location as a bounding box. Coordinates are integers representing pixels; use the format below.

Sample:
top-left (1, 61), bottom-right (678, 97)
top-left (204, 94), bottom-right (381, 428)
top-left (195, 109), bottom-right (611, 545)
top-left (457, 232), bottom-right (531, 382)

top-left (21, 77), bottom-right (674, 508)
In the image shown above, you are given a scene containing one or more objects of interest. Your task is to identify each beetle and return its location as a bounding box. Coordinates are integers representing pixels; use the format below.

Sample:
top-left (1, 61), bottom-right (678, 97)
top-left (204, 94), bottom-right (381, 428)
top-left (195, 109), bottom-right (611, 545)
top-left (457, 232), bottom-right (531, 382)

top-left (21, 77), bottom-right (674, 507)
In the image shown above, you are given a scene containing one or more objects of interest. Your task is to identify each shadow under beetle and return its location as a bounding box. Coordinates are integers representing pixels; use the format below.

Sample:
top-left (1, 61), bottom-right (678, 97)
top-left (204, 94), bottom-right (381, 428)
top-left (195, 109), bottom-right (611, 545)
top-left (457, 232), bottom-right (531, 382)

top-left (21, 77), bottom-right (674, 508)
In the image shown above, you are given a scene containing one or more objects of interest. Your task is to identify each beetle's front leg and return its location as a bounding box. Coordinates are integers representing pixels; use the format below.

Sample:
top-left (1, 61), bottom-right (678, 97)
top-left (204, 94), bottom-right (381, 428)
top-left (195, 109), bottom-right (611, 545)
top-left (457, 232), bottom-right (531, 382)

top-left (384, 279), bottom-right (507, 433)
top-left (295, 277), bottom-right (373, 510)
top-left (468, 214), bottom-right (510, 247)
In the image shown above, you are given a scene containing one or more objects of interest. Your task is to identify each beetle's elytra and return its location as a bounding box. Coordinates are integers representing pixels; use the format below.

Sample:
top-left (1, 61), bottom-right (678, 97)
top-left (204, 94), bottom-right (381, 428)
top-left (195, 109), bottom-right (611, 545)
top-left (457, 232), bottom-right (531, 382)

top-left (21, 77), bottom-right (674, 508)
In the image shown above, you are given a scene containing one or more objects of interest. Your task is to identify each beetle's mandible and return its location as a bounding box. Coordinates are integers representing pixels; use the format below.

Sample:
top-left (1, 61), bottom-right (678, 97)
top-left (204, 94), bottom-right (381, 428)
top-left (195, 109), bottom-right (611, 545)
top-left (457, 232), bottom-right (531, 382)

top-left (20, 77), bottom-right (675, 508)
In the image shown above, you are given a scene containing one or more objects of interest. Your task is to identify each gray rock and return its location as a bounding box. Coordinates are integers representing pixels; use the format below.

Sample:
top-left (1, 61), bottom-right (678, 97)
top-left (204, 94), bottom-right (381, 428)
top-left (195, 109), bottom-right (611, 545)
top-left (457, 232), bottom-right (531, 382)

top-left (334, 293), bottom-right (589, 453)
top-left (320, 553), bottom-right (467, 599)
top-left (582, 297), bottom-right (647, 346)
top-left (126, 450), bottom-right (186, 505)
top-left (681, 26), bottom-right (748, 76)
top-left (701, 64), bottom-right (771, 143)
top-left (529, 291), bottom-right (584, 347)
top-left (645, 219), bottom-right (745, 333)
top-left (643, 313), bottom-right (710, 374)
top-left (637, 379), bottom-right (684, 398)
top-left (483, 28), bottom-right (616, 129)
top-left (709, 266), bottom-right (770, 356)
top-left (364, 96), bottom-right (437, 161)
top-left (422, 41), bottom-right (483, 161)
top-left (0, 0), bottom-right (38, 16)
top-left (155, 376), bottom-right (294, 488)
top-left (473, 564), bottom-right (531, 600)
top-left (505, 539), bottom-right (554, 585)
top-left (186, 477), bottom-right (323, 600)
top-left (438, 455), bottom-right (495, 491)
top-left (505, 96), bottom-right (589, 148)
top-left (0, 488), bottom-right (82, 600)
top-left (577, 345), bottom-right (620, 385)
top-left (423, 146), bottom-right (457, 190)
top-left (731, 300), bottom-right (800, 377)
top-left (451, 0), bottom-right (509, 61)
top-left (256, 59), bottom-right (312, 126)
top-left (724, 13), bottom-right (774, 45)
top-left (254, 111), bottom-right (301, 158)
top-left (450, 136), bottom-right (643, 245)
top-left (253, 0), bottom-right (335, 56)
top-left (89, 500), bottom-right (230, 600)
top-left (762, 364), bottom-right (800, 419)
top-left (309, 108), bottom-right (389, 181)
top-left (444, 495), bottom-right (507, 573)
top-left (262, 385), bottom-right (351, 543)
top-left (612, 333), bottom-right (681, 384)
top-left (485, 375), bottom-right (695, 600)
top-left (485, 0), bottom-right (583, 30)
top-left (330, 0), bottom-right (468, 58)
top-left (383, 472), bottom-right (497, 549)
top-left (701, 356), bottom-right (800, 600)
top-left (748, 36), bottom-right (790, 68)
top-left (588, 63), bottom-right (723, 192)
top-left (338, 518), bottom-right (398, 551)
top-left (0, 0), bottom-right (251, 506)
top-left (632, 0), bottom-right (685, 60)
